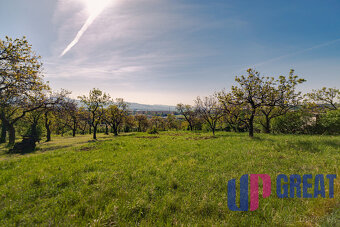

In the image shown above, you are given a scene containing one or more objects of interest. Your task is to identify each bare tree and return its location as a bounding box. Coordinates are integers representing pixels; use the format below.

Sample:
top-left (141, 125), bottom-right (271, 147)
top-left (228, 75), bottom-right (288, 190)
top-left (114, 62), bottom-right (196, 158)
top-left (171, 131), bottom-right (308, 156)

top-left (217, 91), bottom-right (247, 132)
top-left (105, 98), bottom-right (128, 136)
top-left (77, 107), bottom-right (90, 135)
top-left (42, 89), bottom-right (71, 141)
top-left (195, 95), bottom-right (224, 135)
top-left (306, 87), bottom-right (339, 110)
top-left (176, 103), bottom-right (197, 131)
top-left (78, 88), bottom-right (111, 140)
top-left (56, 98), bottom-right (79, 137)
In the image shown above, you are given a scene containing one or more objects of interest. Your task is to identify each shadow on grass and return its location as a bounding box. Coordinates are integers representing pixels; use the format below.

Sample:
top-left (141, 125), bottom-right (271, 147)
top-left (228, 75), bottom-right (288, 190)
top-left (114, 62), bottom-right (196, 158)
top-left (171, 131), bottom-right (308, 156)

top-left (0, 136), bottom-right (116, 157)
top-left (36, 145), bottom-right (77, 153)
top-left (3, 144), bottom-right (76, 156)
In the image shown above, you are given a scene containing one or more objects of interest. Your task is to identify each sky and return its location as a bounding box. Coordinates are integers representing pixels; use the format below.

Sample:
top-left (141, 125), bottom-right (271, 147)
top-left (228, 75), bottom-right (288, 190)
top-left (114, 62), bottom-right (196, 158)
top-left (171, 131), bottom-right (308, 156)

top-left (0, 0), bottom-right (340, 105)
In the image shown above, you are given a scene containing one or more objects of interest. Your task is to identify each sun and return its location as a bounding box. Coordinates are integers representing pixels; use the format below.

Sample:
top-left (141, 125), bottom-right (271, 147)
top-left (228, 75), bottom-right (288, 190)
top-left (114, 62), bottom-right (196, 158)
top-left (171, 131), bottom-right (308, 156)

top-left (80, 0), bottom-right (114, 16)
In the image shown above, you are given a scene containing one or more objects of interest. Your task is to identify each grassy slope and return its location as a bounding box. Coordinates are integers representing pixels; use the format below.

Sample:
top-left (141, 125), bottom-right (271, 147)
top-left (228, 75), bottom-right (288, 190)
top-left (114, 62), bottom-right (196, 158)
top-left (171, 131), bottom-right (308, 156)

top-left (0, 132), bottom-right (339, 226)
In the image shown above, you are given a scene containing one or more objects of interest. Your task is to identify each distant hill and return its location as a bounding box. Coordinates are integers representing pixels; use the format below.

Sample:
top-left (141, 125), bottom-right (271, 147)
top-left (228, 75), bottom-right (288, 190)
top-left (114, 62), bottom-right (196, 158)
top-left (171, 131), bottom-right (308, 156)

top-left (126, 102), bottom-right (176, 111)
top-left (74, 100), bottom-right (176, 111)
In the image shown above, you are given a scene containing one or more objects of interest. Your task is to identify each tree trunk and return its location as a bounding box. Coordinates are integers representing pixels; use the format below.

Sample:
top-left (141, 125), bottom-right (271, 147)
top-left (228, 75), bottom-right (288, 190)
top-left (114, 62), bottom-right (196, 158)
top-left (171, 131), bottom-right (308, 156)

top-left (93, 125), bottom-right (97, 140)
top-left (31, 121), bottom-right (39, 143)
top-left (189, 123), bottom-right (193, 131)
top-left (8, 124), bottom-right (15, 146)
top-left (89, 125), bottom-right (92, 134)
top-left (113, 124), bottom-right (118, 136)
top-left (264, 116), bottom-right (271, 134)
top-left (45, 113), bottom-right (51, 142)
top-left (46, 126), bottom-right (51, 142)
top-left (249, 114), bottom-right (254, 137)
top-left (105, 124), bottom-right (109, 135)
top-left (0, 123), bottom-right (7, 143)
top-left (72, 121), bottom-right (77, 137)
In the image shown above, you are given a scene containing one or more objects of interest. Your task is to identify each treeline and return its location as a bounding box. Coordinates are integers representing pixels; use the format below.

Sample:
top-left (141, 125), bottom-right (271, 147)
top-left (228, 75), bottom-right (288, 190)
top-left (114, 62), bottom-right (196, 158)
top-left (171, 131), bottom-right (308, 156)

top-left (179, 80), bottom-right (339, 136)
top-left (1, 37), bottom-right (339, 152)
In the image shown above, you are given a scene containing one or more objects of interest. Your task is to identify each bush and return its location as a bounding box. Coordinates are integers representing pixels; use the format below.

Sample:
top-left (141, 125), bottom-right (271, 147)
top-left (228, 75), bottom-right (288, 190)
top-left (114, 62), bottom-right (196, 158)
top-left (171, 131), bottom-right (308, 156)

top-left (272, 110), bottom-right (311, 134)
top-left (319, 109), bottom-right (340, 135)
top-left (9, 137), bottom-right (36, 153)
top-left (24, 123), bottom-right (43, 143)
top-left (147, 127), bottom-right (158, 134)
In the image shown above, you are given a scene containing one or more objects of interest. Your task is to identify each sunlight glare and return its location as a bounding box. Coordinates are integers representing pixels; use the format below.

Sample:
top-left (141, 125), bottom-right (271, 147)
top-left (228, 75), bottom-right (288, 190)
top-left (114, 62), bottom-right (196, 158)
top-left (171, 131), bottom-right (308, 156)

top-left (81, 0), bottom-right (114, 16)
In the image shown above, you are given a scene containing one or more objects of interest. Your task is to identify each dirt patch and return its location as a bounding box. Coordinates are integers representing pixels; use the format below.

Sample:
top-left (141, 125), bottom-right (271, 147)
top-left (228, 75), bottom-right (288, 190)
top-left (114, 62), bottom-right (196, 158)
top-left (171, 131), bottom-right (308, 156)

top-left (167, 133), bottom-right (184, 136)
top-left (78, 146), bottom-right (94, 151)
top-left (187, 136), bottom-right (216, 140)
top-left (136, 136), bottom-right (160, 139)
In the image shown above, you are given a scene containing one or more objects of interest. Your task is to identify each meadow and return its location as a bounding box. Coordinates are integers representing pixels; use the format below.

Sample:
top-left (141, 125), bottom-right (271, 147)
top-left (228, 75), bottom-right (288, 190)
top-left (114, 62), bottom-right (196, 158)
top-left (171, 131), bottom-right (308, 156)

top-left (0, 132), bottom-right (339, 226)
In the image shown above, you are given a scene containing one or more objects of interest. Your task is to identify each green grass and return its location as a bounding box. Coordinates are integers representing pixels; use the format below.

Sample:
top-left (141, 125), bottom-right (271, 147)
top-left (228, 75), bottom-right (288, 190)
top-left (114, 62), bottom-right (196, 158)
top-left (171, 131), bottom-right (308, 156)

top-left (0, 132), bottom-right (339, 226)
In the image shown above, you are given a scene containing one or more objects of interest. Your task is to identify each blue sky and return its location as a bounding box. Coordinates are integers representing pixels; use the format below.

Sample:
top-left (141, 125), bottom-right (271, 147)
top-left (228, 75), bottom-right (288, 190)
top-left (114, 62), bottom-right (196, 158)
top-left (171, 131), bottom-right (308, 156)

top-left (1, 0), bottom-right (340, 105)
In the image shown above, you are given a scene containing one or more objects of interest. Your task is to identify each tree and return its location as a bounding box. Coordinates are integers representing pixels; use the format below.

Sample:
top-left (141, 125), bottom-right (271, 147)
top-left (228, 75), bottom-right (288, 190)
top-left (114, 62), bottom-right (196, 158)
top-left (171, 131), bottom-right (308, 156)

top-left (102, 111), bottom-right (110, 135)
top-left (78, 88), bottom-right (111, 140)
top-left (123, 115), bottom-right (135, 132)
top-left (77, 107), bottom-right (90, 135)
top-left (1, 36), bottom-right (43, 95)
top-left (0, 119), bottom-right (7, 143)
top-left (150, 116), bottom-right (164, 130)
top-left (195, 95), bottom-right (224, 135)
top-left (0, 36), bottom-right (49, 146)
top-left (134, 114), bottom-right (149, 132)
top-left (42, 90), bottom-right (71, 141)
top-left (258, 107), bottom-right (285, 133)
top-left (227, 69), bottom-right (276, 137)
top-left (217, 91), bottom-right (247, 132)
top-left (176, 104), bottom-right (197, 131)
top-left (166, 114), bottom-right (178, 130)
top-left (23, 110), bottom-right (44, 143)
top-left (106, 98), bottom-right (128, 136)
top-left (57, 98), bottom-right (79, 137)
top-left (0, 91), bottom-right (50, 146)
top-left (258, 70), bottom-right (306, 133)
top-left (44, 110), bottom-right (55, 142)
top-left (306, 87), bottom-right (339, 110)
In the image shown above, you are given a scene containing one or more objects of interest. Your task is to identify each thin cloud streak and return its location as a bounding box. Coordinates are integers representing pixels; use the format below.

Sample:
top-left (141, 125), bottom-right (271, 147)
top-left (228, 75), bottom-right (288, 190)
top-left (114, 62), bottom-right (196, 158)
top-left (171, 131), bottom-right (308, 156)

top-left (256, 38), bottom-right (340, 66)
top-left (60, 0), bottom-right (113, 57)
top-left (238, 38), bottom-right (340, 72)
top-left (60, 14), bottom-right (97, 56)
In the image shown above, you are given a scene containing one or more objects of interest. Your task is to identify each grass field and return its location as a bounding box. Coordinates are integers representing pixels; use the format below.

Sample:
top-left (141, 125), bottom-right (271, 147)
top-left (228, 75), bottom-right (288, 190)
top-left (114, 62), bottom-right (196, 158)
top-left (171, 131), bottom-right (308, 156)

top-left (0, 132), bottom-right (339, 226)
